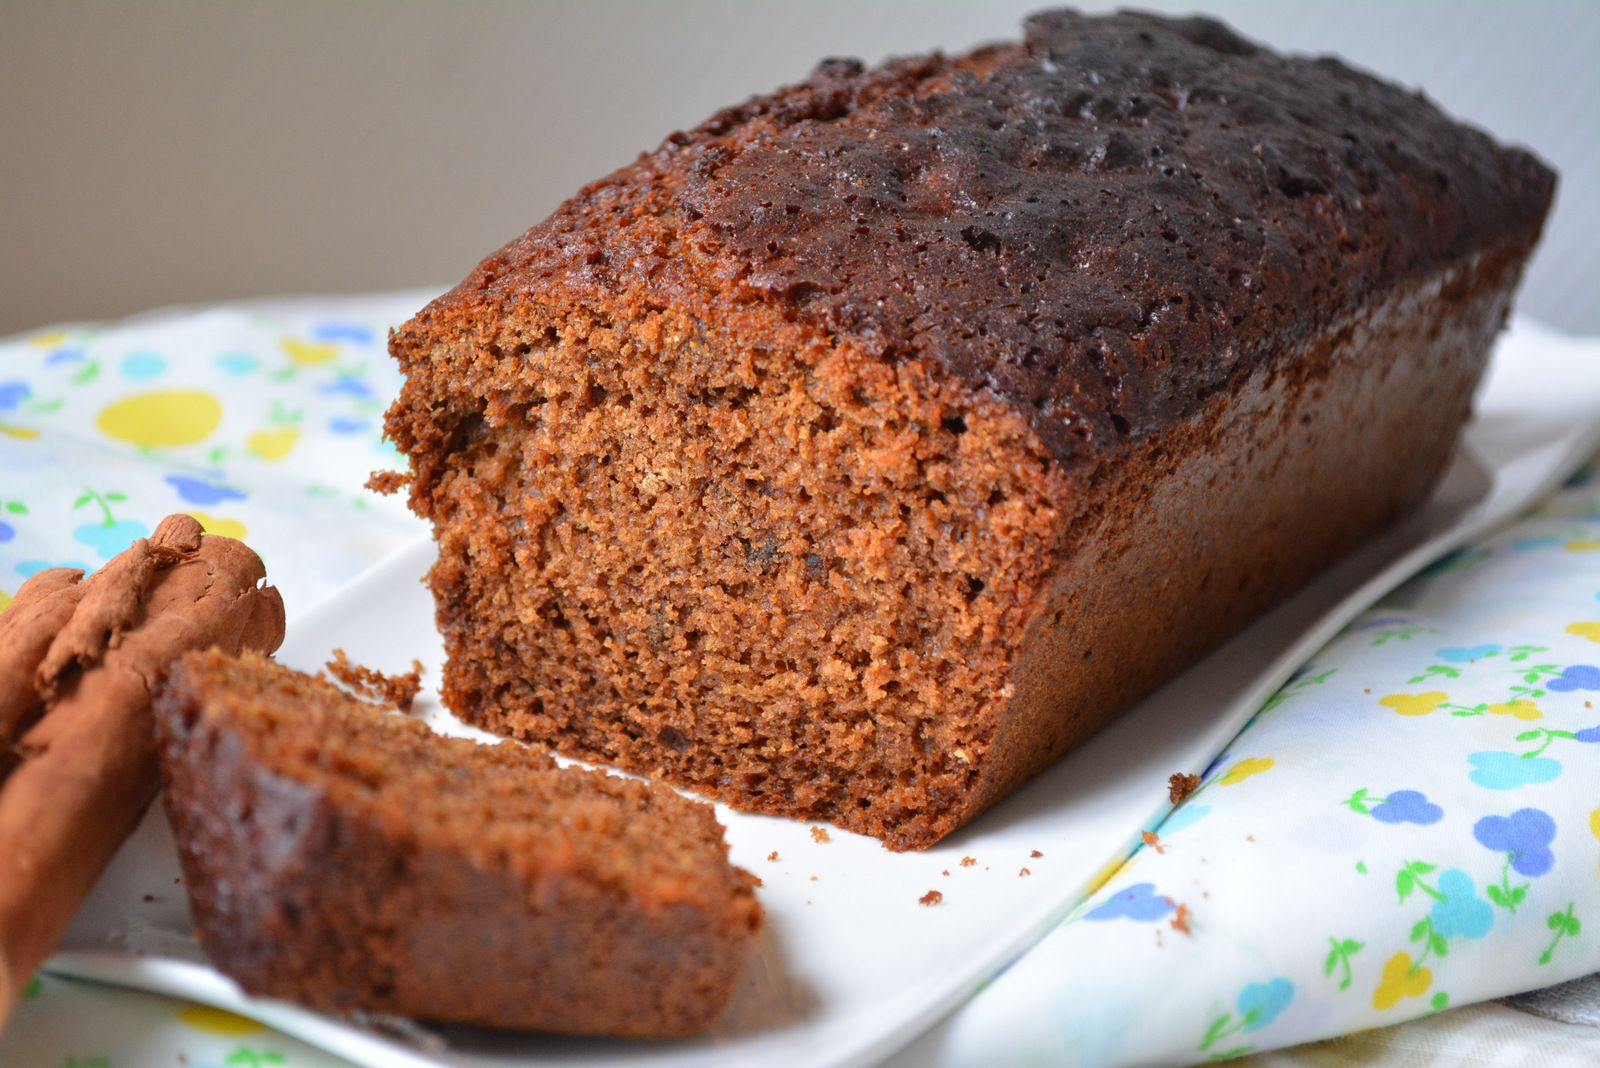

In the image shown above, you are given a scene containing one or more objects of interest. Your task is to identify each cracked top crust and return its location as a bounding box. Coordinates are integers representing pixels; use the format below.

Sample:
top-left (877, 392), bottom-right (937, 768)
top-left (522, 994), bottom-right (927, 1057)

top-left (417, 9), bottom-right (1553, 467)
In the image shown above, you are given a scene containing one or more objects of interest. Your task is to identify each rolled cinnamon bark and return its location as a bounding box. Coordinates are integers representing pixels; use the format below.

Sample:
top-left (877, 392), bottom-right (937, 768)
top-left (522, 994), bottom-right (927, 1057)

top-left (0, 515), bottom-right (284, 1029)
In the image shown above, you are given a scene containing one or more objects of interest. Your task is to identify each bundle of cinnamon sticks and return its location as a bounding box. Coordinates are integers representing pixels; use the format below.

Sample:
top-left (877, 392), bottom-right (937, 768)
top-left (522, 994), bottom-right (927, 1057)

top-left (0, 514), bottom-right (284, 1029)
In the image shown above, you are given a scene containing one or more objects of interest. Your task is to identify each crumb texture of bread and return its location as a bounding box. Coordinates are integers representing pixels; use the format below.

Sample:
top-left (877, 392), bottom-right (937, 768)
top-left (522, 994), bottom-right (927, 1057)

top-left (154, 648), bottom-right (761, 1037)
top-left (383, 11), bottom-right (1554, 849)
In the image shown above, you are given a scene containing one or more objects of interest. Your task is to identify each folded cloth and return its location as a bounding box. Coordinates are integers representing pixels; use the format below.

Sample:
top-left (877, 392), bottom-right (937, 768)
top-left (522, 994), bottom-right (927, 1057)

top-left (0, 295), bottom-right (431, 616)
top-left (894, 461), bottom-right (1600, 1066)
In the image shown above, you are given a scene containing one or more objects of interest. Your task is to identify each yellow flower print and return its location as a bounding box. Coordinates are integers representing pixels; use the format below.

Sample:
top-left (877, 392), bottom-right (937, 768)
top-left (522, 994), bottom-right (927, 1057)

top-left (0, 589), bottom-right (11, 613)
top-left (186, 512), bottom-right (248, 540)
top-left (281, 337), bottom-right (339, 366)
top-left (26, 330), bottom-right (68, 349)
top-left (1486, 700), bottom-right (1542, 721)
top-left (177, 1003), bottom-right (264, 1036)
top-left (1565, 539), bottom-right (1600, 552)
top-left (1565, 622), bottom-right (1600, 644)
top-left (1084, 854), bottom-right (1135, 897)
top-left (1372, 951), bottom-right (1432, 1010)
top-left (96, 390), bottom-right (221, 448)
top-left (246, 427), bottom-right (301, 461)
top-left (1219, 757), bottom-right (1274, 786)
top-left (1591, 807), bottom-right (1600, 875)
top-left (1379, 691), bottom-right (1448, 717)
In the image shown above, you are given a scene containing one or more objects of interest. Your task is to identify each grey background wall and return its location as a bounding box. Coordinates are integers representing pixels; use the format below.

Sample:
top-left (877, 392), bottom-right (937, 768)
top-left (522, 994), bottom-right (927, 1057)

top-left (2, 1), bottom-right (1595, 336)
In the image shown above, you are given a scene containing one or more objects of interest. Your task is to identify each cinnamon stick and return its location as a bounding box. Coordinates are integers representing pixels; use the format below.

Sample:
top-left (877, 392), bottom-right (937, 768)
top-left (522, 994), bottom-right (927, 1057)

top-left (0, 515), bottom-right (284, 1030)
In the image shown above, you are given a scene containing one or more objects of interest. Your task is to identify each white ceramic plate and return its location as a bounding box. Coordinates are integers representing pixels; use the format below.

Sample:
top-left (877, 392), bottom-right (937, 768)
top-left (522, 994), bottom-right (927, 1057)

top-left (48, 322), bottom-right (1600, 1068)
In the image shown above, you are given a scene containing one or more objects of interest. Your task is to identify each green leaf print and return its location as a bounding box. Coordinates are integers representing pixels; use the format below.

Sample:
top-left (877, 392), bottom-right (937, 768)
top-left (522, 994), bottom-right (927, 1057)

top-left (1323, 937), bottom-right (1364, 990)
top-left (1486, 858), bottom-right (1530, 915)
top-left (1516, 728), bottom-right (1577, 760)
top-left (71, 488), bottom-right (123, 527)
top-left (1368, 625), bottom-right (1441, 647)
top-left (1395, 861), bottom-right (1440, 904)
top-left (1407, 664), bottom-right (1461, 684)
top-left (225, 1048), bottom-right (288, 1068)
top-left (1341, 788), bottom-right (1371, 815)
top-left (1260, 668), bottom-right (1336, 713)
top-left (1538, 904), bottom-right (1580, 964)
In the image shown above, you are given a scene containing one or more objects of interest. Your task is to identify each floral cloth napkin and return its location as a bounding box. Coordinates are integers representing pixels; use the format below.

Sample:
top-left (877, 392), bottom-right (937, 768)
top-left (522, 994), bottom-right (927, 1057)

top-left (896, 459), bottom-right (1600, 1065)
top-left (1, 297), bottom-right (1597, 1067)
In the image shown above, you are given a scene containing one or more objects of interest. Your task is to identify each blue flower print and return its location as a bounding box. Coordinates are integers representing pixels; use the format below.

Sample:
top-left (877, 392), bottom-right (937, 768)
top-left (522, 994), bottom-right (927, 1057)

top-left (1436, 644), bottom-right (1500, 664)
top-left (317, 378), bottom-right (376, 399)
top-left (1429, 870), bottom-right (1494, 940)
top-left (1547, 665), bottom-right (1600, 692)
top-left (327, 415), bottom-right (369, 434)
top-left (1237, 979), bottom-right (1294, 1032)
top-left (120, 351), bottom-right (166, 379)
top-left (1474, 808), bottom-right (1556, 877)
top-left (1085, 882), bottom-right (1174, 922)
top-left (1574, 724), bottom-right (1600, 743)
top-left (165, 474), bottom-right (247, 506)
top-left (16, 559), bottom-right (91, 578)
top-left (1162, 803), bottom-right (1212, 835)
top-left (1371, 790), bottom-right (1444, 826)
top-left (73, 518), bottom-right (149, 558)
top-left (213, 351), bottom-right (259, 376)
top-left (310, 320), bottom-right (375, 344)
top-left (0, 380), bottom-right (29, 411)
top-left (1468, 750), bottom-right (1561, 789)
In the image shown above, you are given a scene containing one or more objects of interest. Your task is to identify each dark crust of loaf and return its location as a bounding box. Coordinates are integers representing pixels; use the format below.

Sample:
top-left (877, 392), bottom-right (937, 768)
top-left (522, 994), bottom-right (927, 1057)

top-left (382, 11), bottom-right (1554, 849)
top-left (407, 9), bottom-right (1552, 469)
top-left (154, 649), bottom-right (762, 1036)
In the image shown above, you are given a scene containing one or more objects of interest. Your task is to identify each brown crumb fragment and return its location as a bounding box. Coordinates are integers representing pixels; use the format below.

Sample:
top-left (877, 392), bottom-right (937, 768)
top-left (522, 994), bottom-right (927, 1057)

top-left (960, 856), bottom-right (976, 867)
top-left (1170, 902), bottom-right (1193, 934)
top-left (810, 825), bottom-right (831, 843)
top-left (767, 850), bottom-right (779, 862)
top-left (1019, 867), bottom-right (1031, 877)
top-left (142, 894), bottom-right (156, 903)
top-left (1246, 834), bottom-right (1256, 842)
top-left (1030, 849), bottom-right (1044, 858)
top-left (1167, 772), bottom-right (1202, 804)
top-left (364, 469), bottom-right (411, 495)
top-left (942, 869), bottom-right (950, 877)
top-left (324, 648), bottom-right (423, 712)
top-left (1142, 830), bottom-right (1167, 854)
top-left (809, 875), bottom-right (817, 882)
top-left (919, 890), bottom-right (943, 906)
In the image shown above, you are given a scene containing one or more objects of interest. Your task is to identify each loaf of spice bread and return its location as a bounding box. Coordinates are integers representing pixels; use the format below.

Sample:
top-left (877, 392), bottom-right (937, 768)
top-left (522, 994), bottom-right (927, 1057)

top-left (380, 10), bottom-right (1554, 849)
top-left (155, 649), bottom-right (762, 1035)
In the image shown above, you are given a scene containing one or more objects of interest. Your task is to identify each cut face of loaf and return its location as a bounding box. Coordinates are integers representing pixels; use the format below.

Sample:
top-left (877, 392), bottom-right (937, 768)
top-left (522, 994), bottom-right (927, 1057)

top-left (155, 649), bottom-right (762, 1036)
top-left (382, 11), bottom-right (1554, 849)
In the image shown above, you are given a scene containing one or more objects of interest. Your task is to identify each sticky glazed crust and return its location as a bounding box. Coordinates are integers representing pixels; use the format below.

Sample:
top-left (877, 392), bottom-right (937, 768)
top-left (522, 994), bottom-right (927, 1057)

top-left (383, 11), bottom-right (1553, 848)
top-left (155, 649), bottom-right (761, 1035)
